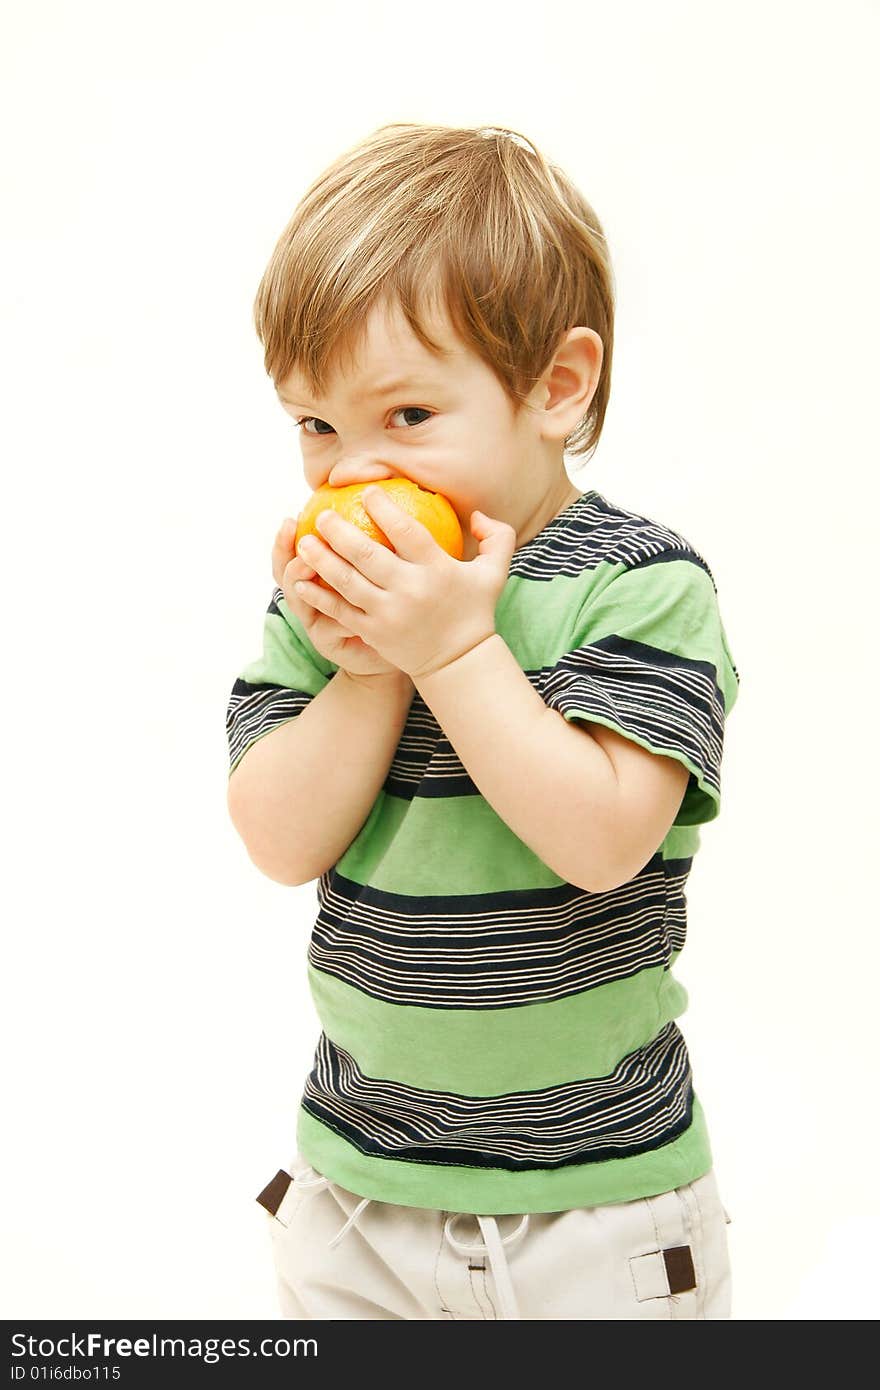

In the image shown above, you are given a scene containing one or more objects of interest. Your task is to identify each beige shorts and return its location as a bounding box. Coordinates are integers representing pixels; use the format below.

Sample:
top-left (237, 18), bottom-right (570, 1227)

top-left (257, 1153), bottom-right (733, 1320)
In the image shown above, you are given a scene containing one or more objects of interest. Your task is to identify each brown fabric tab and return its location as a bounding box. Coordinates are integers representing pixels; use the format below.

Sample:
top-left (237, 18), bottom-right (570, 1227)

top-left (663, 1244), bottom-right (697, 1294)
top-left (256, 1169), bottom-right (292, 1217)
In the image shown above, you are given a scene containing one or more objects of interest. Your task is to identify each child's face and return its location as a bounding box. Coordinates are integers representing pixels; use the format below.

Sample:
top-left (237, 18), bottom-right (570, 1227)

top-left (276, 292), bottom-right (578, 559)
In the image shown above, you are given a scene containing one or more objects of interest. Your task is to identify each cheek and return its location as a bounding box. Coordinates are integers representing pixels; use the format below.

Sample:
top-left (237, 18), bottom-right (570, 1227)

top-left (302, 461), bottom-right (327, 492)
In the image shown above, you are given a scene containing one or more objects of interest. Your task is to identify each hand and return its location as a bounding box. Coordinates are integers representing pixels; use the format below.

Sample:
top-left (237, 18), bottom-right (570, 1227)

top-left (291, 487), bottom-right (517, 680)
top-left (272, 516), bottom-right (411, 684)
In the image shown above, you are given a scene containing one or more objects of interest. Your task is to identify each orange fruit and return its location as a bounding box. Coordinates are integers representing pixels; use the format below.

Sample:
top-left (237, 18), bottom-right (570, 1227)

top-left (295, 479), bottom-right (463, 595)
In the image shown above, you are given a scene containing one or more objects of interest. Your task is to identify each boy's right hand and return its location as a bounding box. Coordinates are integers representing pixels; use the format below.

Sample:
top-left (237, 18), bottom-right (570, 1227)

top-left (272, 516), bottom-right (412, 685)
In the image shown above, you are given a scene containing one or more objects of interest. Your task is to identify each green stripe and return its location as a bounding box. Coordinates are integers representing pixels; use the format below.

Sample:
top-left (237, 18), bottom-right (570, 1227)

top-left (295, 1092), bottom-right (713, 1213)
top-left (497, 566), bottom-right (604, 668)
top-left (337, 792), bottom-right (564, 891)
top-left (308, 962), bottom-right (688, 1093)
top-left (339, 792), bottom-right (702, 892)
top-left (243, 560), bottom-right (737, 704)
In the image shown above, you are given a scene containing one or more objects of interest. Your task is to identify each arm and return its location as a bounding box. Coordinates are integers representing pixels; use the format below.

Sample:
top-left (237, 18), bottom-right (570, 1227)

top-left (227, 667), bottom-right (415, 886)
top-left (413, 633), bottom-right (690, 893)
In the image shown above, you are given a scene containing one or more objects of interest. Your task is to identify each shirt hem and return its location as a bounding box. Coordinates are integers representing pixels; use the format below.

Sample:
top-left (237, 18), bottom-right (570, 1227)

top-left (294, 1093), bottom-right (714, 1214)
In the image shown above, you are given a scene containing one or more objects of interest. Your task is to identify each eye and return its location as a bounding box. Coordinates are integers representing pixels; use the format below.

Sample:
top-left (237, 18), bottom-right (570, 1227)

top-left (294, 416), bottom-right (334, 435)
top-left (390, 406), bottom-right (434, 428)
top-left (293, 407), bottom-right (434, 436)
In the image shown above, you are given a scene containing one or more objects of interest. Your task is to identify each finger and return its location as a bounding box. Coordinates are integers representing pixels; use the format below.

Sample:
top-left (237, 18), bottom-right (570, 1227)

top-left (273, 516), bottom-right (299, 556)
top-left (281, 557), bottom-right (323, 619)
top-left (308, 507), bottom-right (398, 591)
top-left (469, 510), bottom-right (517, 568)
top-left (296, 527), bottom-right (379, 607)
top-left (273, 517), bottom-right (315, 587)
top-left (271, 517), bottom-right (296, 587)
top-left (275, 552), bottom-right (316, 591)
top-left (359, 487), bottom-right (439, 566)
top-left (291, 575), bottom-right (369, 638)
top-left (309, 609), bottom-right (358, 644)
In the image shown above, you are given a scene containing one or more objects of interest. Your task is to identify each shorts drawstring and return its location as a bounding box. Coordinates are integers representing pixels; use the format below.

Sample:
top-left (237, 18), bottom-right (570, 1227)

top-left (291, 1165), bottom-right (529, 1319)
top-left (291, 1168), bottom-right (373, 1249)
top-left (443, 1211), bottom-right (529, 1320)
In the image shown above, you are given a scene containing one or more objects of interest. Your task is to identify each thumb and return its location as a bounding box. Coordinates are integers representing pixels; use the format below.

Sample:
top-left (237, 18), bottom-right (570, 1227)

top-left (470, 509), bottom-right (517, 568)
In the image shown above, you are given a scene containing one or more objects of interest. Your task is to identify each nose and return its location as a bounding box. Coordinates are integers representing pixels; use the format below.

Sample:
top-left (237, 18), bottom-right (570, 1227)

top-left (327, 460), bottom-right (400, 489)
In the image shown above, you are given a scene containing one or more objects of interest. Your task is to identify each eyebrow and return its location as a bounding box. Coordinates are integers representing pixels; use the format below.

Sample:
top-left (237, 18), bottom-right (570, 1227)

top-left (278, 375), bottom-right (442, 407)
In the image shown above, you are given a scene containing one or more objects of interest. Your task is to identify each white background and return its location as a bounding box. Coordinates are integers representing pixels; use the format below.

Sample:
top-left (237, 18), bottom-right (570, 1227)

top-left (2, 0), bottom-right (877, 1322)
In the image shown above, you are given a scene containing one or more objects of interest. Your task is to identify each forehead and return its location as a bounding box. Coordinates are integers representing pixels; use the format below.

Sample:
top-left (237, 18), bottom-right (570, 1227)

top-left (277, 293), bottom-right (469, 405)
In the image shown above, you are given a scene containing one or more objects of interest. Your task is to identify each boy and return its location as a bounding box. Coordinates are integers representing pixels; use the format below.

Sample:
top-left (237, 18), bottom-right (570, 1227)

top-left (226, 123), bottom-right (739, 1320)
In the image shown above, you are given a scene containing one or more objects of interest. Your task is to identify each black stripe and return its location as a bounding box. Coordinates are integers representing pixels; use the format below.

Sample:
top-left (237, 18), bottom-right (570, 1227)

top-left (226, 680), bottom-right (310, 770)
top-left (309, 860), bottom-right (677, 1009)
top-left (508, 491), bottom-right (717, 587)
top-left (300, 1022), bottom-right (696, 1171)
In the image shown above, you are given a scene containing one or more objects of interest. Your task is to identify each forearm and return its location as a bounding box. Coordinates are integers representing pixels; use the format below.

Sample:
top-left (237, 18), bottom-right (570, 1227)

top-left (413, 634), bottom-right (621, 892)
top-left (227, 668), bottom-right (415, 885)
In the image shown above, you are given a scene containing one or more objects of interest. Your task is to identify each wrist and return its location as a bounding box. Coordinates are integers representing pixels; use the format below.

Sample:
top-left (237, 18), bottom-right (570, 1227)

top-left (411, 631), bottom-right (499, 684)
top-left (340, 667), bottom-right (415, 701)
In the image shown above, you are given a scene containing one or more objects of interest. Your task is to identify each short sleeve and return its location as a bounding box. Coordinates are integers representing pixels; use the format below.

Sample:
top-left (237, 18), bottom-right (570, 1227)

top-left (543, 553), bottom-right (740, 826)
top-left (226, 587), bottom-right (337, 778)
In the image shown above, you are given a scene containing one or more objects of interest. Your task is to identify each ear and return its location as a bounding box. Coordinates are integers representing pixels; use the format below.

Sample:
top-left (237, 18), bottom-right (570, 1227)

top-left (534, 327), bottom-right (604, 441)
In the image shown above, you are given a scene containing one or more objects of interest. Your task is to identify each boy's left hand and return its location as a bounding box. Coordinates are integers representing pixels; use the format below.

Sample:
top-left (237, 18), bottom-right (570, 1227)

top-left (293, 485), bottom-right (517, 680)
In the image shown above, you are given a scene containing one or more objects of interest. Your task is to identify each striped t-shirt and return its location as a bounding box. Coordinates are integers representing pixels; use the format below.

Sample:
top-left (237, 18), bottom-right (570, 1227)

top-left (226, 487), bottom-right (740, 1215)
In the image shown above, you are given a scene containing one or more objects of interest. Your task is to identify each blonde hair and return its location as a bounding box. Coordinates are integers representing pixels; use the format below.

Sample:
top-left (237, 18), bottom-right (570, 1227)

top-left (253, 123), bottom-right (615, 464)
